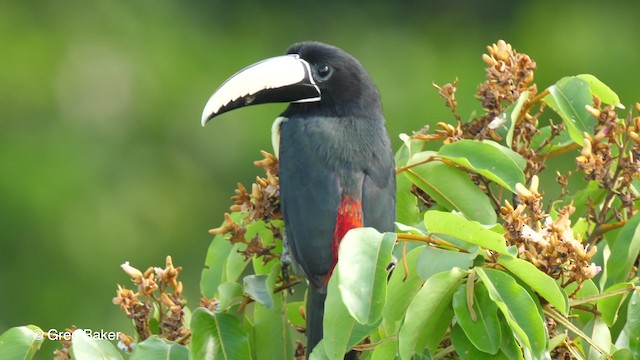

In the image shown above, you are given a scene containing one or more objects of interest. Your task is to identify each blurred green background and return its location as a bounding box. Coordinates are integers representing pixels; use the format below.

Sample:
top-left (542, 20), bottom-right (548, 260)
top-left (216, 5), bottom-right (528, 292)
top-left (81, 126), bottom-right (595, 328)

top-left (2, 0), bottom-right (639, 356)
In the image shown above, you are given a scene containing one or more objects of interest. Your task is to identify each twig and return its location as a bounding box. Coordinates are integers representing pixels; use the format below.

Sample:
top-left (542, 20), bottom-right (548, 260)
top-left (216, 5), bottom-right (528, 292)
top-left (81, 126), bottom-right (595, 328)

top-left (433, 344), bottom-right (456, 359)
top-left (587, 221), bottom-right (627, 246)
top-left (522, 88), bottom-right (550, 114)
top-left (569, 284), bottom-right (638, 306)
top-left (175, 332), bottom-right (191, 345)
top-left (396, 233), bottom-right (468, 252)
top-left (396, 156), bottom-right (436, 174)
top-left (546, 143), bottom-right (580, 158)
top-left (350, 336), bottom-right (397, 351)
top-left (543, 306), bottom-right (608, 356)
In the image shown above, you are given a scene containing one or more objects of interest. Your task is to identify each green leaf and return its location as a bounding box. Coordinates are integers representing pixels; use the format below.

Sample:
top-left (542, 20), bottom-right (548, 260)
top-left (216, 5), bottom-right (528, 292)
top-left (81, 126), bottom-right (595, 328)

top-left (397, 268), bottom-right (466, 359)
top-left (200, 213), bottom-right (252, 298)
top-left (547, 334), bottom-right (566, 352)
top-left (370, 339), bottom-right (398, 360)
top-left (450, 323), bottom-right (509, 360)
top-left (542, 76), bottom-right (595, 145)
top-left (405, 154), bottom-right (496, 224)
top-left (626, 289), bottom-right (640, 358)
top-left (249, 220), bottom-right (283, 275)
top-left (604, 213), bottom-right (640, 289)
top-left (130, 336), bottom-right (188, 360)
top-left (323, 267), bottom-right (380, 360)
top-left (217, 282), bottom-right (244, 310)
top-left (71, 329), bottom-right (123, 360)
top-left (226, 242), bottom-right (252, 283)
top-left (424, 211), bottom-right (509, 255)
top-left (576, 74), bottom-right (621, 107)
top-left (243, 275), bottom-right (273, 308)
top-left (583, 316), bottom-right (611, 360)
top-left (483, 140), bottom-right (527, 171)
top-left (0, 325), bottom-right (43, 360)
top-left (502, 90), bottom-right (529, 147)
top-left (309, 340), bottom-right (329, 360)
top-left (254, 263), bottom-right (294, 360)
top-left (475, 268), bottom-right (547, 359)
top-left (395, 222), bottom-right (427, 236)
top-left (567, 278), bottom-right (599, 303)
top-left (396, 134), bottom-right (423, 226)
top-left (338, 228), bottom-right (396, 325)
top-left (497, 255), bottom-right (568, 315)
top-left (530, 126), bottom-right (575, 155)
top-left (438, 140), bottom-right (525, 192)
top-left (453, 283), bottom-right (501, 354)
top-left (416, 246), bottom-right (475, 280)
top-left (611, 349), bottom-right (634, 360)
top-left (286, 301), bottom-right (305, 328)
top-left (598, 282), bottom-right (635, 327)
top-left (566, 278), bottom-right (600, 325)
top-left (383, 246), bottom-right (426, 335)
top-left (200, 231), bottom-right (233, 298)
top-left (190, 308), bottom-right (252, 360)
top-left (497, 314), bottom-right (524, 360)
top-left (571, 181), bottom-right (607, 223)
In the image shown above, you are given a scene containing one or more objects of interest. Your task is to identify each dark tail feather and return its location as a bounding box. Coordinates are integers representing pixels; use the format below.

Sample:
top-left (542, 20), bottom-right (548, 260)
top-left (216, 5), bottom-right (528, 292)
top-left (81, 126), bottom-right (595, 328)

top-left (306, 285), bottom-right (326, 358)
top-left (306, 286), bottom-right (359, 359)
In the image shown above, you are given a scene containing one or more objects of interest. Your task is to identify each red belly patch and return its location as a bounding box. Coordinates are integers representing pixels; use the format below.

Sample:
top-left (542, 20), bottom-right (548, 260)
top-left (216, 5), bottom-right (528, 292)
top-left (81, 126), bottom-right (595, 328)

top-left (325, 196), bottom-right (363, 283)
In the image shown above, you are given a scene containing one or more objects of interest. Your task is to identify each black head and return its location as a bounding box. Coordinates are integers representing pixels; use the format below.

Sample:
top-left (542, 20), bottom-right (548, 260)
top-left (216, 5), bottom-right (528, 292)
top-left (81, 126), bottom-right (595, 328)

top-left (283, 42), bottom-right (382, 119)
top-left (201, 41), bottom-right (382, 125)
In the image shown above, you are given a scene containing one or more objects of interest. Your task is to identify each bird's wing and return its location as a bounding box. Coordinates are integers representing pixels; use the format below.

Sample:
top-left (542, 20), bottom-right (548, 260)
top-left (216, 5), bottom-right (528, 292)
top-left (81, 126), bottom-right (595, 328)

top-left (279, 125), bottom-right (341, 290)
top-left (362, 150), bottom-right (396, 232)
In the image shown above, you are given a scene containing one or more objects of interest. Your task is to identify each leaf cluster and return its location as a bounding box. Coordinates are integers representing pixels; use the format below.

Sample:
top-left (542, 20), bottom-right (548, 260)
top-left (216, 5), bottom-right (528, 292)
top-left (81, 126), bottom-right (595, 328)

top-left (2, 40), bottom-right (640, 360)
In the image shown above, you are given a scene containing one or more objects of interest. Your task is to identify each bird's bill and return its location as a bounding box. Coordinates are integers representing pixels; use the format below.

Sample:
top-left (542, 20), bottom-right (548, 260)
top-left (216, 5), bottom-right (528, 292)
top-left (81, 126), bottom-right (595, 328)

top-left (201, 54), bottom-right (321, 126)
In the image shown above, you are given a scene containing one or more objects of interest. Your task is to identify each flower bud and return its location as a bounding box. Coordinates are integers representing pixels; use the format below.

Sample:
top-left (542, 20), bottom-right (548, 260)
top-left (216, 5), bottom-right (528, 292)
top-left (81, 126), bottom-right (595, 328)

top-left (121, 262), bottom-right (143, 280)
top-left (581, 137), bottom-right (593, 157)
top-left (482, 53), bottom-right (497, 66)
top-left (515, 183), bottom-right (533, 199)
top-left (585, 104), bottom-right (601, 118)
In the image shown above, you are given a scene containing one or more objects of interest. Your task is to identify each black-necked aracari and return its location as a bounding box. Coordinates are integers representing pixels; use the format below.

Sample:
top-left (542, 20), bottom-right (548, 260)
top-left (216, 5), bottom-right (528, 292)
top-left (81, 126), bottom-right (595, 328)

top-left (201, 42), bottom-right (396, 358)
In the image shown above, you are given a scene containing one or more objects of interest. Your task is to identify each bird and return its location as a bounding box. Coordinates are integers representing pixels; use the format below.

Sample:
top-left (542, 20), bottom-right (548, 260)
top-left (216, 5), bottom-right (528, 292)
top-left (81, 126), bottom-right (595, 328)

top-left (201, 41), bottom-right (396, 358)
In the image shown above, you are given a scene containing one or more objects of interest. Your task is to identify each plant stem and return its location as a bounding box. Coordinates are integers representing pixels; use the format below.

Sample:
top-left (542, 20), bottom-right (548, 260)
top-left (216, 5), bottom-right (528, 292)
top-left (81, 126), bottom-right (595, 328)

top-left (587, 221), bottom-right (627, 246)
top-left (395, 156), bottom-right (436, 174)
top-left (176, 332), bottom-right (191, 345)
top-left (396, 232), bottom-right (467, 252)
top-left (522, 88), bottom-right (550, 114)
top-left (543, 306), bottom-right (608, 356)
top-left (547, 143), bottom-right (579, 158)
top-left (350, 336), bottom-right (397, 351)
top-left (569, 284), bottom-right (638, 306)
top-left (433, 344), bottom-right (456, 359)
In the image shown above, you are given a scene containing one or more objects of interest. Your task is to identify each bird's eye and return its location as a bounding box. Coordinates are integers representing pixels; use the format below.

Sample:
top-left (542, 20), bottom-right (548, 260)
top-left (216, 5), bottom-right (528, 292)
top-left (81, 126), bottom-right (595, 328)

top-left (316, 65), bottom-right (332, 80)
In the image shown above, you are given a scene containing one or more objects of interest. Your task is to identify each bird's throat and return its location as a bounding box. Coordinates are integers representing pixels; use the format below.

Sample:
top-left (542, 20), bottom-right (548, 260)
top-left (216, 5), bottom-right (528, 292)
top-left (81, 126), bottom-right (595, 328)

top-left (325, 196), bottom-right (363, 283)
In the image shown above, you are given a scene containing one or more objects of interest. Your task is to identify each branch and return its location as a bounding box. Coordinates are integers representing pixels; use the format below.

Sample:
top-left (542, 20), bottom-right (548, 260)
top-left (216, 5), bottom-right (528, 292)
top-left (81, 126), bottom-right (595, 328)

top-left (521, 88), bottom-right (550, 114)
top-left (350, 336), bottom-right (397, 351)
top-left (569, 284), bottom-right (638, 307)
top-left (543, 306), bottom-right (608, 356)
top-left (396, 232), bottom-right (468, 252)
top-left (587, 220), bottom-right (627, 246)
top-left (395, 155), bottom-right (436, 174)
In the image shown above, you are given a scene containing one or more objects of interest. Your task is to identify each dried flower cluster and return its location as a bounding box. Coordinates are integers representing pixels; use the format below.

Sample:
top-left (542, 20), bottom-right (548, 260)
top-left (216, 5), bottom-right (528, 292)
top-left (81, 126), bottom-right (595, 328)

top-left (209, 151), bottom-right (283, 263)
top-left (52, 326), bottom-right (77, 360)
top-left (500, 176), bottom-right (599, 287)
top-left (406, 40), bottom-right (640, 291)
top-left (112, 256), bottom-right (189, 350)
top-left (412, 120), bottom-right (464, 145)
top-left (231, 150), bottom-right (280, 222)
top-left (421, 40), bottom-right (552, 182)
top-left (576, 101), bottom-right (640, 231)
top-left (478, 40), bottom-right (537, 117)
